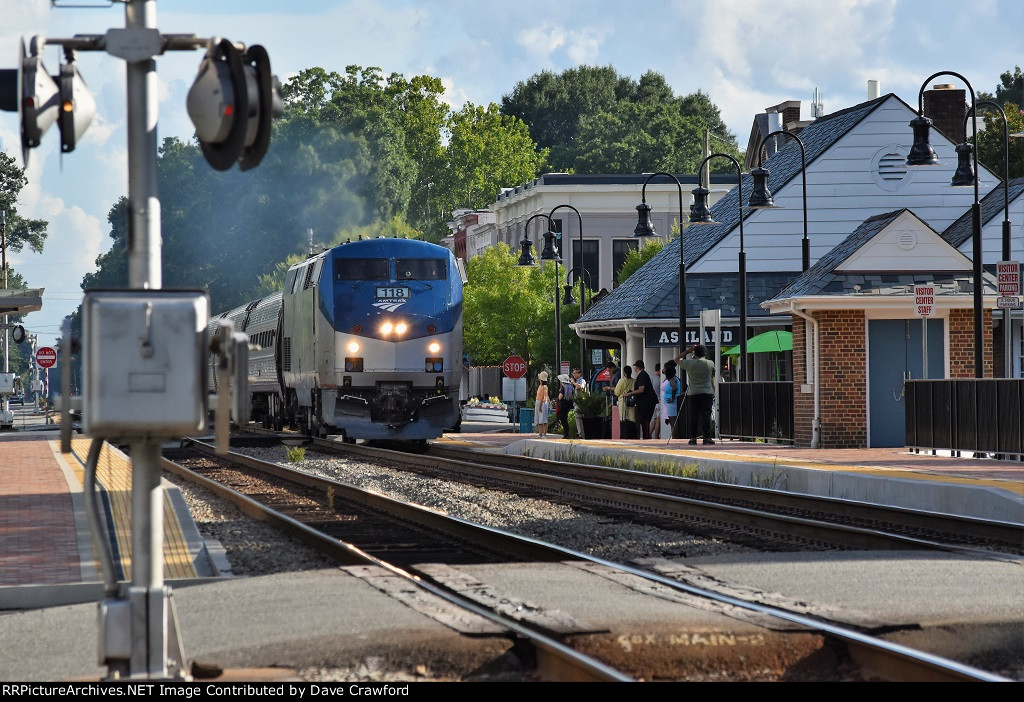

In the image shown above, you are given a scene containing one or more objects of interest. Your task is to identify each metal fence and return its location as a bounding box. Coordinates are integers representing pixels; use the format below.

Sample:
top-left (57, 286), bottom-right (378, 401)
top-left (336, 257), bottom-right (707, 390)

top-left (906, 379), bottom-right (1024, 459)
top-left (714, 381), bottom-right (794, 442)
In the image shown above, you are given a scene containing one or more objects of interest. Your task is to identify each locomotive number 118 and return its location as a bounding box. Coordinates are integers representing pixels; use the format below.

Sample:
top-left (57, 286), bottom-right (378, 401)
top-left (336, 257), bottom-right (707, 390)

top-left (376, 287), bottom-right (410, 299)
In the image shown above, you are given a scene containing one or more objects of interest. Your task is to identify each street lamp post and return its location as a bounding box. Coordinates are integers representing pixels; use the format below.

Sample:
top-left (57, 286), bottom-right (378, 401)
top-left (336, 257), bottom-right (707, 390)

top-left (516, 213), bottom-right (562, 375)
top-left (689, 154), bottom-right (749, 381)
top-left (747, 129), bottom-right (811, 272)
top-left (549, 205), bottom-right (586, 374)
top-left (962, 102), bottom-right (1013, 377)
top-left (906, 72), bottom-right (984, 378)
top-left (632, 172), bottom-right (689, 352)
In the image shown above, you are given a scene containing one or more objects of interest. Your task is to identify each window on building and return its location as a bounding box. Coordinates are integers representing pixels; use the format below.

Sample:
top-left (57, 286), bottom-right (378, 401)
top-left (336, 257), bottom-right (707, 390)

top-left (612, 239), bottom-right (639, 287)
top-left (570, 239), bottom-right (600, 292)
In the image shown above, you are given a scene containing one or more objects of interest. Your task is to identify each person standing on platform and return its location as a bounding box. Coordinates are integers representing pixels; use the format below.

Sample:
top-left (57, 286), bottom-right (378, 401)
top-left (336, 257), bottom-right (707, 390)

top-left (534, 371), bottom-right (550, 438)
top-left (613, 364), bottom-right (637, 438)
top-left (626, 360), bottom-right (658, 440)
top-left (660, 365), bottom-right (682, 442)
top-left (571, 367), bottom-right (587, 392)
top-left (556, 373), bottom-right (577, 439)
top-left (678, 345), bottom-right (716, 445)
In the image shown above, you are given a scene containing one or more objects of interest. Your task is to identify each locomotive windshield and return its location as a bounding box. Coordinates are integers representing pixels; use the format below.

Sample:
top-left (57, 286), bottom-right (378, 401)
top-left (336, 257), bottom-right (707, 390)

top-left (396, 259), bottom-right (447, 280)
top-left (334, 258), bottom-right (389, 280)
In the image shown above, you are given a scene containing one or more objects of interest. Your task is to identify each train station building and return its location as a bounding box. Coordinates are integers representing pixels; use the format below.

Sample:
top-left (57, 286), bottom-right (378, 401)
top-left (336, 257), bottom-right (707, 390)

top-left (447, 83), bottom-right (1024, 448)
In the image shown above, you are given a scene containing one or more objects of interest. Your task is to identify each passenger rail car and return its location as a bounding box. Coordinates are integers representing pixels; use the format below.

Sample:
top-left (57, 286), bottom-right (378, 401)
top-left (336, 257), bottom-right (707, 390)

top-left (210, 238), bottom-right (464, 441)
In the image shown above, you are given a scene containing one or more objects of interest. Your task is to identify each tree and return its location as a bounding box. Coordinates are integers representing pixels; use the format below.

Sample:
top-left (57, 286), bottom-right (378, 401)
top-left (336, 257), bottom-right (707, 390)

top-left (501, 65), bottom-right (623, 171)
top-left (501, 65), bottom-right (739, 173)
top-left (0, 153), bottom-right (49, 258)
top-left (975, 101), bottom-right (1024, 181)
top-left (463, 244), bottom-right (579, 374)
top-left (574, 102), bottom-right (705, 174)
top-left (979, 67), bottom-right (1024, 112)
top-left (438, 103), bottom-right (547, 214)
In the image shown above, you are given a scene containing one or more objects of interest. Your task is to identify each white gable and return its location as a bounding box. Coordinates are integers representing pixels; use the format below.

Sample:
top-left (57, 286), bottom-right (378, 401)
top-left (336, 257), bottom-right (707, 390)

top-left (690, 94), bottom-right (1000, 275)
top-left (836, 210), bottom-right (972, 272)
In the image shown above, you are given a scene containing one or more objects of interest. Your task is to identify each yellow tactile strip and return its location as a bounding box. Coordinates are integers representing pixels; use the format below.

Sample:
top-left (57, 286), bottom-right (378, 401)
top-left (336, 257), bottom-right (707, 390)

top-left (566, 440), bottom-right (1024, 498)
top-left (65, 437), bottom-right (198, 580)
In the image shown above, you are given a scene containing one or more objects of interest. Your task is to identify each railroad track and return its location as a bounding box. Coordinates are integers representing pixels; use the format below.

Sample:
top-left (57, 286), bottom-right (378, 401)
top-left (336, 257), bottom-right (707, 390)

top-left (238, 431), bottom-right (1024, 558)
top-left (164, 436), bottom-right (1014, 682)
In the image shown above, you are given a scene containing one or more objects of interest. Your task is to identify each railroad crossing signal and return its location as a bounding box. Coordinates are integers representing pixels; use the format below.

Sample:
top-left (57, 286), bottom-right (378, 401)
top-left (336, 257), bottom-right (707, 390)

top-left (56, 54), bottom-right (96, 154)
top-left (186, 39), bottom-right (283, 171)
top-left (0, 38), bottom-right (95, 165)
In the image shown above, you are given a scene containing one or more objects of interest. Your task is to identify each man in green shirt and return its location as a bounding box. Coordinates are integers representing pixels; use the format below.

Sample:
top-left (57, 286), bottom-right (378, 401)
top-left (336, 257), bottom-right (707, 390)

top-left (677, 345), bottom-right (716, 445)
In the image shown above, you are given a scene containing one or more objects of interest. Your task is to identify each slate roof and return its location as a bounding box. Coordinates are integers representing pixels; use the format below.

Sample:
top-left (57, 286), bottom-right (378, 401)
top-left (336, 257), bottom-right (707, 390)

top-left (580, 93), bottom-right (897, 324)
top-left (768, 209), bottom-right (998, 302)
top-left (942, 176), bottom-right (1024, 249)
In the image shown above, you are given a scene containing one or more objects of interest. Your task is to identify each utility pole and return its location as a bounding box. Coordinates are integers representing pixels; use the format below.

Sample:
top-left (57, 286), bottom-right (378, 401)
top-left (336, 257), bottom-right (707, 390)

top-left (1, 0), bottom-right (280, 679)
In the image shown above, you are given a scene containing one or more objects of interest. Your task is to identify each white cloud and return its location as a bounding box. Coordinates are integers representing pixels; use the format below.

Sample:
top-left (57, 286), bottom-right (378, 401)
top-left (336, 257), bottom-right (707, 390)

top-left (565, 28), bottom-right (603, 65)
top-left (517, 23), bottom-right (567, 62)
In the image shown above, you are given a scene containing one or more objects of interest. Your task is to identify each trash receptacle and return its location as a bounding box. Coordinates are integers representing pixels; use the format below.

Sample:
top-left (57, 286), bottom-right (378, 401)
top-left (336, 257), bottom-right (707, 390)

top-left (519, 407), bottom-right (534, 433)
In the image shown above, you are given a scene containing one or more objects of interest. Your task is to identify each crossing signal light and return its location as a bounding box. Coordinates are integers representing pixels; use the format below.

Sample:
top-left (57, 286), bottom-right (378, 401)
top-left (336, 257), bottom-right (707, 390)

top-left (187, 39), bottom-right (283, 171)
top-left (56, 55), bottom-right (96, 154)
top-left (0, 38), bottom-right (95, 164)
top-left (17, 38), bottom-right (59, 166)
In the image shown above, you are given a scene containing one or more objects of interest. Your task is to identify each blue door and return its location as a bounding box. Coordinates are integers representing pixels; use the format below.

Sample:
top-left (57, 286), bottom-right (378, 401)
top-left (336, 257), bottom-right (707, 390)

top-left (868, 319), bottom-right (943, 447)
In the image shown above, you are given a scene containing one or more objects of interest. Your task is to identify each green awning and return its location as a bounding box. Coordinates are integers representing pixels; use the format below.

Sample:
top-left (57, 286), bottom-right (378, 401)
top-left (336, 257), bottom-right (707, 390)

top-left (724, 330), bottom-right (793, 355)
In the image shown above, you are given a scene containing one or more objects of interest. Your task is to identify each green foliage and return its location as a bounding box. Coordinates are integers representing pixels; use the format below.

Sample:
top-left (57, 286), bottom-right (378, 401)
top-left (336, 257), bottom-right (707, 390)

top-left (286, 446), bottom-right (307, 463)
top-left (501, 65), bottom-right (739, 173)
top-left (440, 103), bottom-right (548, 214)
top-left (463, 243), bottom-right (569, 368)
top-left (616, 239), bottom-right (667, 284)
top-left (975, 100), bottom-right (1024, 180)
top-left (572, 389), bottom-right (608, 418)
top-left (0, 153), bottom-right (49, 257)
top-left (980, 67), bottom-right (1024, 114)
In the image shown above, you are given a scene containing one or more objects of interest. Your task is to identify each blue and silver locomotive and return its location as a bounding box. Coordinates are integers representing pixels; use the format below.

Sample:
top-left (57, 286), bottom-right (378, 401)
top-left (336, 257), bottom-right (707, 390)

top-left (211, 238), bottom-right (464, 441)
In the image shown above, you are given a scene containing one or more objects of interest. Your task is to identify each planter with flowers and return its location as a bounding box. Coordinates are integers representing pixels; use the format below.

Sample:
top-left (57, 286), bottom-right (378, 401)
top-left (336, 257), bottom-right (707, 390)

top-left (462, 397), bottom-right (511, 423)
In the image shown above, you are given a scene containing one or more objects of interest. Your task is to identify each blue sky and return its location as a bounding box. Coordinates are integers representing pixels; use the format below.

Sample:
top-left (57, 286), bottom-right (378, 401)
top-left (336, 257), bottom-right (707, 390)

top-left (2, 0), bottom-right (1024, 346)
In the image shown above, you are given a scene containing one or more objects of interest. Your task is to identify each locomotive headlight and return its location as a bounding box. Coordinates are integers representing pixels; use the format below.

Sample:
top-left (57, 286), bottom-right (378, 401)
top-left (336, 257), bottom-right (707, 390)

top-left (381, 321), bottom-right (394, 335)
top-left (395, 322), bottom-right (408, 335)
top-left (347, 341), bottom-right (360, 353)
top-left (428, 341), bottom-right (441, 354)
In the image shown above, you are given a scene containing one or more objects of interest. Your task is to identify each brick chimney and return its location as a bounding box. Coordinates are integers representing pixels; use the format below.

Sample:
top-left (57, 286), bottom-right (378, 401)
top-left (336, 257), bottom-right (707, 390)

top-left (922, 84), bottom-right (967, 143)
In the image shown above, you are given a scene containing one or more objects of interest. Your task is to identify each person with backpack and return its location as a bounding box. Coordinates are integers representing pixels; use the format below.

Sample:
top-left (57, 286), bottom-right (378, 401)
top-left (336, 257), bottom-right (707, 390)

top-left (556, 373), bottom-right (576, 439)
top-left (661, 365), bottom-right (682, 441)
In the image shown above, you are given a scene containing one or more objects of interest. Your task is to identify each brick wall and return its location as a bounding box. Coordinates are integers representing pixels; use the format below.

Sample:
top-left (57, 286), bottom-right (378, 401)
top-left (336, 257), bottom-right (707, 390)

top-left (791, 310), bottom-right (867, 447)
top-left (923, 85), bottom-right (967, 144)
top-left (792, 307), bottom-right (993, 448)
top-left (948, 307), bottom-right (993, 377)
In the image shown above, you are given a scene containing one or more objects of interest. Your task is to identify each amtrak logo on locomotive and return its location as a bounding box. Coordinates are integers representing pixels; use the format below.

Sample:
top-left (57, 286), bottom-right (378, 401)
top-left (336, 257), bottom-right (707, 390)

top-left (373, 286), bottom-right (411, 312)
top-left (373, 299), bottom-right (407, 312)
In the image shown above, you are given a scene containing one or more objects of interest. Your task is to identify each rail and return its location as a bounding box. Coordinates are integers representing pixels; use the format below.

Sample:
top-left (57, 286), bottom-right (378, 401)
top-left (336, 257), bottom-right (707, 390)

top-left (906, 378), bottom-right (1024, 460)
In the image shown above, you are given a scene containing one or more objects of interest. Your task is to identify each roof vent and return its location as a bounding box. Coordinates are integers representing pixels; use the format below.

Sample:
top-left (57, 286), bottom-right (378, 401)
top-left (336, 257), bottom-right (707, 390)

top-left (872, 146), bottom-right (913, 192)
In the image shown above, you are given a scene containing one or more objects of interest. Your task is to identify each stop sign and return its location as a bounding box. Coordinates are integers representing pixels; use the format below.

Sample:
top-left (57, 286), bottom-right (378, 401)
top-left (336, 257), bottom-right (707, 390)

top-left (36, 346), bottom-right (57, 368)
top-left (502, 355), bottom-right (527, 379)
